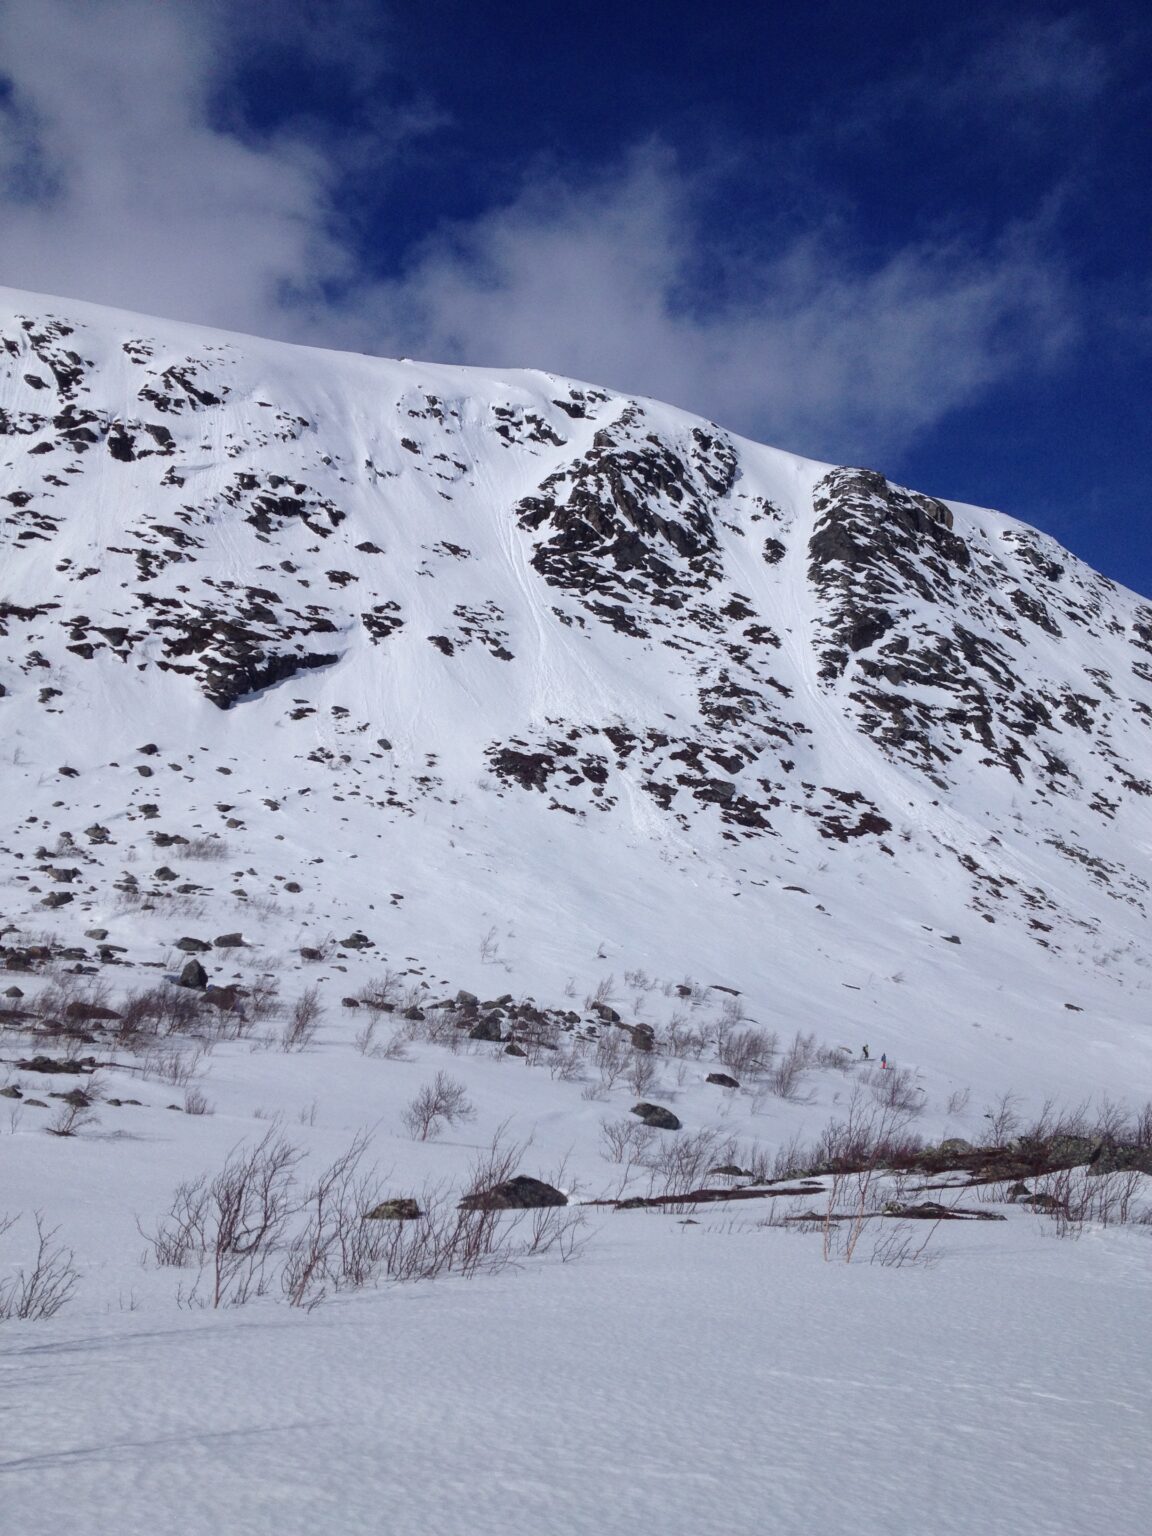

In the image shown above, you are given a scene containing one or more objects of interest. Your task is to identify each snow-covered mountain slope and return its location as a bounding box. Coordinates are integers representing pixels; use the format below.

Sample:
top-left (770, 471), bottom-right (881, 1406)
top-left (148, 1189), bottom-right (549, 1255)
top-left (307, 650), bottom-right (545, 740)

top-left (3, 288), bottom-right (1151, 1536)
top-left (2, 285), bottom-right (1150, 1092)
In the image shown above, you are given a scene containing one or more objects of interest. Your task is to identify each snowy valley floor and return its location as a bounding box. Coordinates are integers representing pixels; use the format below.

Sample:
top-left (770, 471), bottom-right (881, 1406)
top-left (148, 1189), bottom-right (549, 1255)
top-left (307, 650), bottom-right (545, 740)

top-left (3, 1201), bottom-right (1149, 1536)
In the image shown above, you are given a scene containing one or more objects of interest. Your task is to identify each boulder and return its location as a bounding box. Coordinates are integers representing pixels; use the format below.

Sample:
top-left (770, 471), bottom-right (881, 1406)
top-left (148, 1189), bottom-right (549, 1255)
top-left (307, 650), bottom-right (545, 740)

top-left (631, 1102), bottom-right (682, 1131)
top-left (365, 1198), bottom-right (422, 1221)
top-left (178, 959), bottom-right (208, 990)
top-left (64, 1000), bottom-right (122, 1022)
top-left (459, 1176), bottom-right (567, 1210)
top-left (706, 1072), bottom-right (740, 1089)
top-left (214, 932), bottom-right (245, 948)
top-left (468, 1014), bottom-right (503, 1042)
top-left (175, 936), bottom-right (212, 953)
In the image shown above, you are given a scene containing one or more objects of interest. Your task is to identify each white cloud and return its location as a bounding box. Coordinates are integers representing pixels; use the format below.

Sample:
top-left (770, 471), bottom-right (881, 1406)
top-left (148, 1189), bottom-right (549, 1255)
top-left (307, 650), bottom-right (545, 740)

top-left (0, 0), bottom-right (1077, 463)
top-left (0, 0), bottom-right (351, 334)
top-left (338, 149), bottom-right (1073, 462)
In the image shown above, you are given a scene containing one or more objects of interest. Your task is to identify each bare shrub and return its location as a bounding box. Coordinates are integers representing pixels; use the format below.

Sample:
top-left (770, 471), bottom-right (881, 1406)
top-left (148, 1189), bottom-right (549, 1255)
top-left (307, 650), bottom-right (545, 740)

top-left (771, 1131), bottom-right (813, 1180)
top-left (184, 1086), bottom-right (214, 1116)
top-left (357, 971), bottom-right (401, 1012)
top-left (946, 1086), bottom-right (971, 1116)
top-left (547, 1050), bottom-right (585, 1083)
top-left (627, 1051), bottom-right (659, 1097)
top-left (585, 974), bottom-right (617, 1009)
top-left (280, 987), bottom-right (323, 1052)
top-left (0, 1213), bottom-right (79, 1320)
top-left (143, 1130), bottom-right (304, 1307)
top-left (665, 1012), bottom-right (707, 1059)
top-left (644, 1128), bottom-right (737, 1200)
top-left (599, 1116), bottom-right (655, 1171)
top-left (141, 1175), bottom-right (210, 1266)
top-left (46, 1094), bottom-right (100, 1138)
top-left (866, 1066), bottom-right (924, 1116)
top-left (355, 1018), bottom-right (410, 1060)
top-left (1040, 1165), bottom-right (1146, 1237)
top-left (765, 1033), bottom-right (815, 1101)
top-left (592, 1028), bottom-right (631, 1090)
top-left (117, 985), bottom-right (207, 1043)
top-left (717, 1026), bottom-right (777, 1079)
top-left (247, 976), bottom-right (281, 1023)
top-left (869, 1218), bottom-right (944, 1270)
top-left (140, 1040), bottom-right (208, 1088)
top-left (401, 1072), bottom-right (476, 1141)
top-left (353, 1017), bottom-right (378, 1056)
top-left (282, 1133), bottom-right (390, 1307)
top-left (728, 1139), bottom-right (773, 1183)
top-left (183, 837), bottom-right (230, 861)
top-left (982, 1091), bottom-right (1022, 1144)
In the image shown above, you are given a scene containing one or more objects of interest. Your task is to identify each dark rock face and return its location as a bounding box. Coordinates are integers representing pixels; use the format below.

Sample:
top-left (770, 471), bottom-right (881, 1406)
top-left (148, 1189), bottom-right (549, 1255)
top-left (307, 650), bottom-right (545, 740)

top-left (631, 1102), bottom-right (682, 1131)
top-left (806, 465), bottom-right (1149, 826)
top-left (458, 1175), bottom-right (568, 1210)
top-left (516, 409), bottom-right (736, 631)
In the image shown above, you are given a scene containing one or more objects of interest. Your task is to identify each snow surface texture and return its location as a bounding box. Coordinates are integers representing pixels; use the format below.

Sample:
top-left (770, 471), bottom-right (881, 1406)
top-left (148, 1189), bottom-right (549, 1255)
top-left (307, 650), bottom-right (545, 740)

top-left (1, 288), bottom-right (1150, 1535)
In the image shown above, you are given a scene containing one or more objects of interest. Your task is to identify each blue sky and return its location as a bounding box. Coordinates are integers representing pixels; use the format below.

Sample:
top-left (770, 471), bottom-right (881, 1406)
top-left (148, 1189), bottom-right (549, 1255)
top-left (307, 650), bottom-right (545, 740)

top-left (1, 0), bottom-right (1148, 593)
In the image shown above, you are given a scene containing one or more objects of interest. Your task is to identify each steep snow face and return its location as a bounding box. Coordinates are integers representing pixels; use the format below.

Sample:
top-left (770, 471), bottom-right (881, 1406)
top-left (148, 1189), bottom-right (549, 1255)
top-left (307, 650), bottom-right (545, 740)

top-left (2, 286), bottom-right (1151, 1088)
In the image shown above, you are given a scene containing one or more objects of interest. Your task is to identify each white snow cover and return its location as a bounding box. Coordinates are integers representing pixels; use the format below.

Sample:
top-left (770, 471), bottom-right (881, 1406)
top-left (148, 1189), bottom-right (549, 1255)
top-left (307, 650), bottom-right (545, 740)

top-left (0, 287), bottom-right (1149, 1534)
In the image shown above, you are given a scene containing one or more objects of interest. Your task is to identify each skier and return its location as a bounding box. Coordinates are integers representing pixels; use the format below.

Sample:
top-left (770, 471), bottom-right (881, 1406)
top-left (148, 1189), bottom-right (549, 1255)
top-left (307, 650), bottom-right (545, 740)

top-left (861, 1044), bottom-right (870, 1060)
top-left (880, 1053), bottom-right (888, 1070)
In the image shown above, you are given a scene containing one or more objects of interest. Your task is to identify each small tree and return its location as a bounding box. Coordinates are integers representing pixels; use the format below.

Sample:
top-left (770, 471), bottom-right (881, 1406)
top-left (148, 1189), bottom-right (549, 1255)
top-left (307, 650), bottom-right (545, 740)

top-left (402, 1072), bottom-right (476, 1141)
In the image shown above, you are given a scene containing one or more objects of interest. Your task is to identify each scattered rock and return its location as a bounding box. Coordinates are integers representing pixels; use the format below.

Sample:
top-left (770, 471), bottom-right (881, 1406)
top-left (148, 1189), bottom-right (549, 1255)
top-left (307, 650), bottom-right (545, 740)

top-left (15, 1056), bottom-right (95, 1075)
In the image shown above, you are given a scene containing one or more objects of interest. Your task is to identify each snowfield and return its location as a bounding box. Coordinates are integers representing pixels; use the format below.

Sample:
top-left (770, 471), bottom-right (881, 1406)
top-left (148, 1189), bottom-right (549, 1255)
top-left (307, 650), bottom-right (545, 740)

top-left (1, 286), bottom-right (1150, 1534)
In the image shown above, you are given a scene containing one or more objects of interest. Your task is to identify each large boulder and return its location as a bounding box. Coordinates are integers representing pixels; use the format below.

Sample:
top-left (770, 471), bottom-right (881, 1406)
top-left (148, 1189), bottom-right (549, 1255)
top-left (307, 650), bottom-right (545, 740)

top-left (458, 1175), bottom-right (567, 1210)
top-left (631, 1102), bottom-right (682, 1131)
top-left (178, 959), bottom-right (208, 990)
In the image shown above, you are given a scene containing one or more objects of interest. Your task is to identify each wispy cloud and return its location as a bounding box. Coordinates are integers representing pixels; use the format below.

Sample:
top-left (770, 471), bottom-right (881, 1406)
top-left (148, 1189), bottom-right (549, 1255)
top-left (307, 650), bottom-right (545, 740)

top-left (335, 147), bottom-right (1073, 461)
top-left (0, 0), bottom-right (358, 332)
top-left (0, 0), bottom-right (1085, 463)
